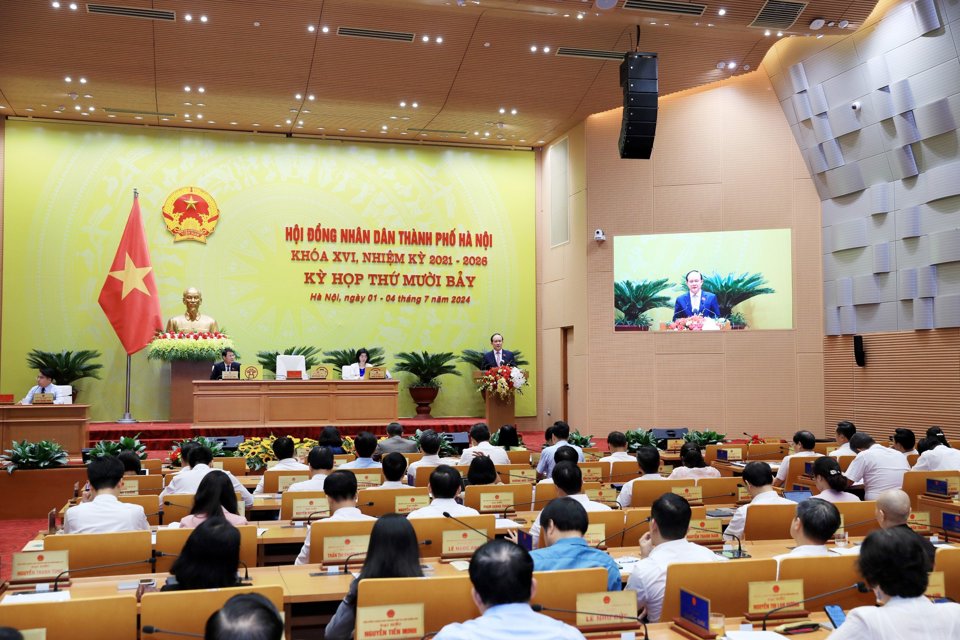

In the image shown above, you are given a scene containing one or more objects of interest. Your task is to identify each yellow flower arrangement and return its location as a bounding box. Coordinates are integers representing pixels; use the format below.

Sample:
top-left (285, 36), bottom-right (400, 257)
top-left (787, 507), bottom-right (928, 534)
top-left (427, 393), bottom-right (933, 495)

top-left (237, 435), bottom-right (319, 471)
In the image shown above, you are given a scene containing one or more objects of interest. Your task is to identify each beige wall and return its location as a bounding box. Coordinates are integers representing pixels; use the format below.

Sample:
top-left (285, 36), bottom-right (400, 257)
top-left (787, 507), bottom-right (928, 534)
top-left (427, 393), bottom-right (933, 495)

top-left (536, 70), bottom-right (824, 441)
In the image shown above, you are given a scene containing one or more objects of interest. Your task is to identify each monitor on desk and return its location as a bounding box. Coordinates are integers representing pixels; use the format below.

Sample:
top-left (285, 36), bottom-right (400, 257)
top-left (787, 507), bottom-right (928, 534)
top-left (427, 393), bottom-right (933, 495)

top-left (783, 491), bottom-right (812, 503)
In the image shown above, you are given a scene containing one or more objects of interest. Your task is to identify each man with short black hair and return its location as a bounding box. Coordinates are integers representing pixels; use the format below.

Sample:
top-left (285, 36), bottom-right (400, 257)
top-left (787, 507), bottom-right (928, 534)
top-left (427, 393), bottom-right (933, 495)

top-left (19, 367), bottom-right (67, 405)
top-left (295, 470), bottom-right (375, 565)
top-left (433, 540), bottom-right (586, 640)
top-left (160, 441), bottom-right (202, 502)
top-left (458, 423), bottom-right (510, 465)
top-left (830, 421), bottom-right (857, 457)
top-left (535, 445), bottom-right (579, 489)
top-left (616, 446), bottom-right (664, 508)
top-left (480, 333), bottom-right (517, 370)
top-left (339, 431), bottom-right (381, 469)
top-left (64, 456), bottom-right (150, 533)
top-left (599, 431), bottom-right (633, 467)
top-left (529, 462), bottom-right (610, 547)
top-left (774, 499), bottom-right (841, 571)
top-left (286, 446), bottom-right (334, 492)
top-left (845, 433), bottom-right (909, 500)
top-left (205, 592), bottom-right (284, 640)
top-left (407, 429), bottom-right (445, 484)
top-left (164, 445), bottom-right (254, 507)
top-left (254, 436), bottom-right (308, 494)
top-left (406, 465), bottom-right (479, 519)
top-left (210, 348), bottom-right (240, 380)
top-left (536, 421), bottom-right (584, 479)
top-left (543, 425), bottom-right (557, 448)
top-left (530, 498), bottom-right (622, 591)
top-left (373, 422), bottom-right (419, 458)
top-left (724, 461), bottom-right (793, 541)
top-left (375, 452), bottom-right (408, 489)
top-left (773, 430), bottom-right (822, 487)
top-left (626, 493), bottom-right (726, 622)
top-left (892, 428), bottom-right (918, 456)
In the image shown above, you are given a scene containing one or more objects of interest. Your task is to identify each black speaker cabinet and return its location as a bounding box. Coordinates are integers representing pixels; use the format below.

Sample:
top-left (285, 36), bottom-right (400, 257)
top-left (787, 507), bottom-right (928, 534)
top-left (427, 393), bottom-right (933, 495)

top-left (619, 52), bottom-right (658, 159)
top-left (854, 335), bottom-right (866, 367)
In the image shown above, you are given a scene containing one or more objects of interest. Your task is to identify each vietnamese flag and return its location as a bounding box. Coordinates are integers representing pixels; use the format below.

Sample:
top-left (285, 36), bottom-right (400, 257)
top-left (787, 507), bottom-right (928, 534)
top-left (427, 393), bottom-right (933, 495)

top-left (98, 194), bottom-right (163, 354)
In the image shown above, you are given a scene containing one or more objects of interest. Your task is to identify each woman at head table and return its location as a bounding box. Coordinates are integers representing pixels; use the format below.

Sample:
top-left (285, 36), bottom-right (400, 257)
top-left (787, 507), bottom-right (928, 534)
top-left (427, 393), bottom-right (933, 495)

top-left (341, 348), bottom-right (391, 380)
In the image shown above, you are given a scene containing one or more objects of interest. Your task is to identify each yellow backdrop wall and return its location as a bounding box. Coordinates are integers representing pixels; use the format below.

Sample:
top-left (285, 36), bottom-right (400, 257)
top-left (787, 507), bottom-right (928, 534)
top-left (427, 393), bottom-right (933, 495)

top-left (1, 121), bottom-right (536, 422)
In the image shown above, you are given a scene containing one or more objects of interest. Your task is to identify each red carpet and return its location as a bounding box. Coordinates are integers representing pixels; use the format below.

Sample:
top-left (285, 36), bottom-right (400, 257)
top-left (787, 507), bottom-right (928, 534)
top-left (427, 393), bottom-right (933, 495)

top-left (0, 519), bottom-right (46, 582)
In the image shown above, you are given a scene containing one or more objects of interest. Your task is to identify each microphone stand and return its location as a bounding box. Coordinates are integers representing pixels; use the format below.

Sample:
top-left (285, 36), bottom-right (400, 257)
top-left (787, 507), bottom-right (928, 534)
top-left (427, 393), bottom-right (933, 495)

top-left (531, 604), bottom-right (648, 639)
top-left (52, 557), bottom-right (157, 591)
top-left (441, 512), bottom-right (493, 540)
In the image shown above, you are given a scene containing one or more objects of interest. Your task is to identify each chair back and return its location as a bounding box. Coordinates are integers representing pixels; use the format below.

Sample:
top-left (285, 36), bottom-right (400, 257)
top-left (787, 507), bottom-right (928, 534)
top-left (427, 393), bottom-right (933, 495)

top-left (118, 474), bottom-right (164, 496)
top-left (142, 458), bottom-right (163, 474)
top-left (530, 568), bottom-right (609, 625)
top-left (162, 494), bottom-right (196, 521)
top-left (401, 452), bottom-right (424, 464)
top-left (53, 384), bottom-right (73, 404)
top-left (262, 469), bottom-right (311, 493)
top-left (44, 530), bottom-right (153, 577)
top-left (309, 519), bottom-right (378, 564)
top-left (936, 546), bottom-right (960, 601)
top-left (902, 470), bottom-right (960, 506)
top-left (607, 459), bottom-right (640, 484)
top-left (743, 503), bottom-right (798, 540)
top-left (495, 463), bottom-right (537, 484)
top-left (778, 555), bottom-right (875, 609)
top-left (359, 487), bottom-right (431, 517)
top-left (408, 515), bottom-right (496, 558)
top-left (0, 594), bottom-right (137, 639)
top-left (578, 463), bottom-right (605, 484)
top-left (629, 479), bottom-right (696, 508)
top-left (661, 559), bottom-right (777, 619)
top-left (141, 585), bottom-right (284, 637)
top-left (275, 354), bottom-right (306, 379)
top-left (782, 456), bottom-right (821, 491)
top-left (281, 490), bottom-right (328, 520)
top-left (342, 468), bottom-right (384, 489)
top-left (835, 500), bottom-right (880, 537)
top-left (747, 443), bottom-right (788, 460)
top-left (621, 506), bottom-right (708, 546)
top-left (414, 465), bottom-right (438, 487)
top-left (507, 449), bottom-right (531, 465)
top-left (212, 457), bottom-right (248, 476)
top-left (463, 483), bottom-right (533, 513)
top-left (695, 477), bottom-right (746, 505)
top-left (117, 495), bottom-right (162, 526)
top-left (357, 575), bottom-right (477, 637)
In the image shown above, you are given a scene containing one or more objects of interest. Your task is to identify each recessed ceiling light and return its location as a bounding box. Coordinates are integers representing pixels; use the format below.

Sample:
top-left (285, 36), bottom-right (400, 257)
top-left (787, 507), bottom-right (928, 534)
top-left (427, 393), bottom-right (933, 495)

top-left (308, 25), bottom-right (315, 32)
top-left (25, 108), bottom-right (34, 112)
top-left (338, 128), bottom-right (347, 132)
top-left (322, 26), bottom-right (329, 33)
top-left (381, 125), bottom-right (388, 131)
top-left (52, 1), bottom-right (60, 7)
top-left (499, 107), bottom-right (505, 114)
top-left (74, 105), bottom-right (81, 111)
top-left (543, 46), bottom-right (550, 53)
top-left (510, 108), bottom-right (517, 115)
top-left (727, 61), bottom-right (736, 69)
top-left (399, 101), bottom-right (406, 108)
top-left (302, 109), bottom-right (311, 114)
top-left (401, 132), bottom-right (408, 135)
top-left (208, 120), bottom-right (215, 124)
top-left (184, 86), bottom-right (191, 92)
top-left (764, 30), bottom-right (771, 36)
top-left (184, 113), bottom-right (191, 118)
top-left (295, 93), bottom-right (302, 100)
top-left (200, 15), bottom-right (208, 23)
top-left (317, 127), bottom-right (324, 130)
top-left (197, 87), bottom-right (205, 93)
top-left (69, 2), bottom-right (77, 9)
top-left (81, 112), bottom-right (88, 116)
top-left (87, 106), bottom-right (94, 111)
top-left (184, 13), bottom-right (192, 21)
top-left (230, 121), bottom-right (238, 125)
top-left (530, 45), bottom-right (538, 52)
top-left (816, 33), bottom-right (824, 39)
top-left (707, 23), bottom-right (714, 27)
top-left (286, 119), bottom-right (292, 124)
top-left (275, 124), bottom-right (281, 128)
top-left (107, 114), bottom-right (115, 117)
top-left (79, 77), bottom-right (87, 84)
top-left (483, 42), bottom-right (490, 47)
top-left (809, 18), bottom-right (825, 30)
top-left (308, 94), bottom-right (315, 101)
top-left (360, 129), bottom-right (367, 133)
top-left (436, 36), bottom-right (443, 43)
top-left (718, 8), bottom-right (726, 15)
top-left (576, 13), bottom-right (583, 20)
top-left (64, 76), bottom-right (71, 82)
top-left (298, 120), bottom-right (304, 125)
top-left (196, 113), bottom-right (203, 119)
top-left (135, 116), bottom-right (143, 120)
top-left (421, 35), bottom-right (430, 42)
top-left (253, 21), bottom-right (260, 27)
top-left (716, 62), bottom-right (725, 69)
top-left (839, 20), bottom-right (849, 28)
top-left (777, 31), bottom-right (784, 36)
top-left (412, 102), bottom-right (418, 108)
top-left (484, 132), bottom-right (490, 137)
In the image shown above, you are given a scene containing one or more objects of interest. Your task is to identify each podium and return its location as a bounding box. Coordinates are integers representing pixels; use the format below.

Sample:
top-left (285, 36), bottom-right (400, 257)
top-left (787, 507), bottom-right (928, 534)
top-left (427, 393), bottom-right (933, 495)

top-left (170, 360), bottom-right (213, 422)
top-left (472, 370), bottom-right (521, 428)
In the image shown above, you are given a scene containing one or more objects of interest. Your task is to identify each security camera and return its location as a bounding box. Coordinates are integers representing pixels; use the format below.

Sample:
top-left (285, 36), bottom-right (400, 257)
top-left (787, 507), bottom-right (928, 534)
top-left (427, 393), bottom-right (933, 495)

top-left (851, 101), bottom-right (861, 111)
top-left (594, 229), bottom-right (607, 241)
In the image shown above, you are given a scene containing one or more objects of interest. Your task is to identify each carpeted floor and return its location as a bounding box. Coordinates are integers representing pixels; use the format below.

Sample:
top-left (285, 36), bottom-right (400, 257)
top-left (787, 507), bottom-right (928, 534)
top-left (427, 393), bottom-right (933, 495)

top-left (0, 519), bottom-right (46, 582)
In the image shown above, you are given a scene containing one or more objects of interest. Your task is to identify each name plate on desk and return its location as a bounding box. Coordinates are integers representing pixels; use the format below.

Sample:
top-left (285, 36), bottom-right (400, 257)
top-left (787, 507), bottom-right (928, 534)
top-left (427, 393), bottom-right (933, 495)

top-left (825, 445), bottom-right (838, 455)
top-left (242, 365), bottom-right (263, 380)
top-left (312, 366), bottom-right (330, 380)
top-left (666, 439), bottom-right (684, 452)
top-left (581, 467), bottom-right (603, 482)
top-left (367, 367), bottom-right (387, 380)
top-left (737, 485), bottom-right (751, 502)
top-left (583, 523), bottom-right (607, 547)
top-left (441, 529), bottom-right (486, 557)
top-left (507, 468), bottom-right (536, 484)
top-left (679, 589), bottom-right (711, 632)
top-left (926, 571), bottom-right (946, 598)
top-left (907, 511), bottom-right (931, 533)
top-left (943, 512), bottom-right (960, 534)
top-left (11, 550), bottom-right (69, 584)
top-left (717, 448), bottom-right (742, 461)
top-left (586, 487), bottom-right (618, 503)
top-left (221, 370), bottom-right (239, 380)
top-left (687, 519), bottom-right (722, 543)
top-left (394, 495), bottom-right (430, 515)
top-left (927, 477), bottom-right (959, 497)
top-left (479, 491), bottom-right (515, 512)
top-left (278, 475), bottom-right (309, 492)
top-left (33, 393), bottom-right (54, 405)
top-left (576, 591), bottom-right (638, 629)
top-left (354, 472), bottom-right (381, 488)
top-left (323, 535), bottom-right (370, 563)
top-left (292, 499), bottom-right (328, 520)
top-left (747, 580), bottom-right (804, 614)
top-left (119, 478), bottom-right (139, 496)
top-left (672, 485), bottom-right (703, 502)
top-left (356, 603), bottom-right (424, 640)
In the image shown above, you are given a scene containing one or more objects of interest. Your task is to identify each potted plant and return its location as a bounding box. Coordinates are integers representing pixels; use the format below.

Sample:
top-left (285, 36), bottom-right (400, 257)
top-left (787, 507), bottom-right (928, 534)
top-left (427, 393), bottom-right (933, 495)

top-left (408, 429), bottom-right (458, 457)
top-left (567, 430), bottom-right (594, 448)
top-left (256, 346), bottom-right (322, 374)
top-left (624, 428), bottom-right (659, 452)
top-left (2, 439), bottom-right (69, 474)
top-left (170, 436), bottom-right (229, 467)
top-left (614, 279), bottom-right (673, 331)
top-left (683, 430), bottom-right (726, 448)
top-left (728, 311), bottom-right (748, 330)
top-left (89, 434), bottom-right (148, 460)
top-left (323, 347), bottom-right (387, 375)
top-left (392, 351), bottom-right (462, 417)
top-left (25, 349), bottom-right (103, 402)
top-left (459, 349), bottom-right (530, 370)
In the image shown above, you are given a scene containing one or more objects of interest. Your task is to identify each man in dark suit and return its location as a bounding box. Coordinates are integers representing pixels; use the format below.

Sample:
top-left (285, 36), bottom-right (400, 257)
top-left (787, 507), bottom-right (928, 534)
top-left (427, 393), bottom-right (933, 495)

top-left (481, 332), bottom-right (516, 369)
top-left (210, 348), bottom-right (241, 380)
top-left (673, 270), bottom-right (720, 320)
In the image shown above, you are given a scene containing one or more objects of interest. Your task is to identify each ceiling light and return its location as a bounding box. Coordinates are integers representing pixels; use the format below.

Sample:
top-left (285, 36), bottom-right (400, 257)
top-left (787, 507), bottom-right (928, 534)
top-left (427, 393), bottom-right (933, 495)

top-left (252, 123), bottom-right (260, 127)
top-left (295, 93), bottom-right (302, 100)
top-left (422, 35), bottom-right (430, 42)
top-left (184, 14), bottom-right (192, 21)
top-left (436, 36), bottom-right (443, 43)
top-left (473, 131), bottom-right (479, 136)
top-left (197, 87), bottom-right (205, 93)
top-left (79, 77), bottom-right (87, 84)
top-left (196, 113), bottom-right (203, 119)
top-left (64, 76), bottom-right (71, 82)
top-left (74, 105), bottom-right (81, 111)
top-left (162, 117), bottom-right (169, 121)
top-left (839, 20), bottom-right (849, 28)
top-left (577, 13), bottom-right (584, 20)
top-left (322, 26), bottom-right (329, 33)
top-left (200, 15), bottom-right (207, 23)
top-left (52, 1), bottom-right (60, 7)
top-left (275, 124), bottom-right (281, 128)
top-left (184, 113), bottom-right (191, 118)
top-left (543, 46), bottom-right (550, 53)
top-left (511, 108), bottom-right (517, 115)
top-left (308, 95), bottom-right (315, 101)
top-left (298, 120), bottom-right (304, 125)
top-left (827, 21), bottom-right (836, 27)
top-left (69, 2), bottom-right (77, 9)
top-left (531, 45), bottom-right (538, 52)
top-left (727, 61), bottom-right (736, 69)
top-left (230, 121), bottom-right (238, 125)
top-left (338, 128), bottom-right (347, 132)
top-left (764, 30), bottom-right (771, 36)
top-left (707, 23), bottom-right (714, 27)
top-left (208, 121), bottom-right (215, 124)
top-left (381, 125), bottom-right (388, 131)
top-left (400, 101), bottom-right (406, 108)
top-left (184, 102), bottom-right (192, 106)
top-left (499, 107), bottom-right (506, 114)
top-left (777, 31), bottom-right (784, 36)
top-left (308, 25), bottom-right (315, 32)
top-left (87, 106), bottom-right (94, 111)
top-left (184, 86), bottom-right (191, 92)
top-left (412, 102), bottom-right (418, 108)
top-left (809, 18), bottom-right (825, 30)
top-left (716, 62), bottom-right (725, 69)
top-left (286, 119), bottom-right (292, 124)
top-left (135, 116), bottom-right (143, 120)
top-left (81, 112), bottom-right (88, 116)
top-left (360, 129), bottom-right (367, 133)
top-left (484, 132), bottom-right (490, 137)
top-left (816, 34), bottom-right (823, 39)
top-left (719, 8), bottom-right (727, 15)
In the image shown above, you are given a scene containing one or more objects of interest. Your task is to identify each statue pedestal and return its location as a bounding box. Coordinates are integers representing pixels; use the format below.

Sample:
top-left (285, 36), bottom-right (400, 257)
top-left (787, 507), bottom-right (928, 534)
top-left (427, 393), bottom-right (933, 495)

top-left (170, 360), bottom-right (212, 423)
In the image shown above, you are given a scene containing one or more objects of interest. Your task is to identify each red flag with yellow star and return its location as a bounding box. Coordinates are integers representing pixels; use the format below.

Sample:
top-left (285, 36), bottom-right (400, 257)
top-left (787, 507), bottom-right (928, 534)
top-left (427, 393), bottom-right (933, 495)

top-left (98, 195), bottom-right (163, 355)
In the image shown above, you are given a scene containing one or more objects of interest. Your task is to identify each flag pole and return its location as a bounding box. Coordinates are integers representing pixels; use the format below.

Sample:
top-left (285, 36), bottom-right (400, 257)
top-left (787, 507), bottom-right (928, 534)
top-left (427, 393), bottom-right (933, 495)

top-left (116, 188), bottom-right (140, 424)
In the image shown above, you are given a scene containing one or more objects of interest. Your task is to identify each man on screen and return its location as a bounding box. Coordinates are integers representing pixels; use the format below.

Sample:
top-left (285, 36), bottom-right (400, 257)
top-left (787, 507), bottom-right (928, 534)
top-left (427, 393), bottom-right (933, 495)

top-left (673, 270), bottom-right (720, 320)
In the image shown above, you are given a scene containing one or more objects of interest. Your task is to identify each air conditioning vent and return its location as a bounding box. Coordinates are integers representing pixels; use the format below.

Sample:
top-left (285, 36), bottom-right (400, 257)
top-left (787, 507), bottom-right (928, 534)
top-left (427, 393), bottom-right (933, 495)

top-left (86, 4), bottom-right (176, 21)
top-left (337, 27), bottom-right (416, 43)
top-left (556, 48), bottom-right (626, 61)
top-left (406, 128), bottom-right (468, 135)
top-left (623, 0), bottom-right (706, 17)
top-left (104, 107), bottom-right (177, 117)
top-left (750, 0), bottom-right (808, 29)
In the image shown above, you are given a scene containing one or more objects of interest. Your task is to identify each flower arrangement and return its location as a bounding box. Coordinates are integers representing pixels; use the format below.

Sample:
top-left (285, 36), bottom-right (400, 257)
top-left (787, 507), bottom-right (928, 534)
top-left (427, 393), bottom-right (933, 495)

top-left (746, 433), bottom-right (766, 445)
top-left (476, 365), bottom-right (528, 401)
top-left (237, 435), bottom-right (319, 471)
top-left (147, 331), bottom-right (236, 362)
top-left (170, 436), bottom-right (229, 466)
top-left (341, 436), bottom-right (355, 454)
top-left (89, 434), bottom-right (148, 460)
top-left (667, 316), bottom-right (727, 331)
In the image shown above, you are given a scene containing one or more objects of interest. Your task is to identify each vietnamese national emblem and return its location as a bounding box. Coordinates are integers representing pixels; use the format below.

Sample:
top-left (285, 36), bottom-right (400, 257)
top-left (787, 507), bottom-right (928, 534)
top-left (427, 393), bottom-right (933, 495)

top-left (162, 187), bottom-right (220, 243)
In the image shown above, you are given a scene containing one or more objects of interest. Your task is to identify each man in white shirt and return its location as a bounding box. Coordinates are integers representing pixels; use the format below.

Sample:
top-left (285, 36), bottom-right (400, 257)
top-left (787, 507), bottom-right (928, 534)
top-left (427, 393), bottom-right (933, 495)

top-left (160, 441), bottom-right (202, 503)
top-left (406, 465), bottom-right (479, 519)
top-left (458, 423), bottom-right (510, 466)
top-left (599, 431), bottom-right (634, 468)
top-left (829, 421), bottom-right (857, 457)
top-left (536, 421), bottom-right (584, 479)
top-left (844, 433), bottom-right (909, 500)
top-left (891, 428), bottom-right (918, 456)
top-left (287, 446), bottom-right (334, 492)
top-left (64, 456), bottom-right (150, 533)
top-left (774, 498), bottom-right (841, 574)
top-left (913, 437), bottom-right (960, 471)
top-left (372, 452), bottom-right (407, 489)
top-left (254, 436), bottom-right (309, 494)
top-left (407, 429), bottom-right (444, 485)
top-left (529, 462), bottom-right (611, 547)
top-left (163, 445), bottom-right (254, 508)
top-left (773, 430), bottom-right (822, 487)
top-left (339, 432), bottom-right (382, 469)
top-left (295, 470), bottom-right (376, 565)
top-left (18, 367), bottom-right (69, 405)
top-left (617, 446), bottom-right (664, 509)
top-left (626, 493), bottom-right (726, 622)
top-left (725, 461), bottom-right (794, 541)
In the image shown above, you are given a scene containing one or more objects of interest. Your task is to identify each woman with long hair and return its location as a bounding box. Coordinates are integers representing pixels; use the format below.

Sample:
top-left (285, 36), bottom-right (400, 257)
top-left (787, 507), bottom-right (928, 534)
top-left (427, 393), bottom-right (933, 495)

top-left (668, 442), bottom-right (720, 479)
top-left (178, 470), bottom-right (248, 528)
top-left (810, 456), bottom-right (859, 502)
top-left (164, 517), bottom-right (241, 591)
top-left (318, 426), bottom-right (346, 455)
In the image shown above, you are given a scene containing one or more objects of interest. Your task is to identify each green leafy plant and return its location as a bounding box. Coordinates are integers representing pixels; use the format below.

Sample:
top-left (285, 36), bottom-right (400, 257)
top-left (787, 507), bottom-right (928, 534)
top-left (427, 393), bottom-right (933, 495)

top-left (624, 428), bottom-right (658, 452)
top-left (322, 347), bottom-right (387, 374)
top-left (392, 351), bottom-right (462, 388)
top-left (25, 349), bottom-right (103, 390)
top-left (728, 311), bottom-right (747, 328)
top-left (614, 279), bottom-right (673, 326)
top-left (89, 434), bottom-right (147, 460)
top-left (407, 429), bottom-right (458, 457)
top-left (459, 349), bottom-right (530, 370)
top-left (256, 346), bottom-right (322, 373)
top-left (2, 439), bottom-right (69, 474)
top-left (566, 430), bottom-right (594, 448)
top-left (682, 272), bottom-right (775, 317)
top-left (683, 430), bottom-right (726, 447)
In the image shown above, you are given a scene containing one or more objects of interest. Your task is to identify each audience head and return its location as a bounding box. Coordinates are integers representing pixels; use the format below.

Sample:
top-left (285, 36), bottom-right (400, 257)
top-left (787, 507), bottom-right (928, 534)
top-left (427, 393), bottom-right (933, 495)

top-left (679, 442), bottom-right (707, 469)
top-left (811, 456), bottom-right (847, 493)
top-left (205, 593), bottom-right (283, 640)
top-left (543, 425), bottom-right (556, 446)
top-left (541, 497), bottom-right (589, 545)
top-left (429, 465), bottom-right (462, 500)
top-left (875, 489), bottom-right (911, 529)
top-left (496, 425), bottom-right (520, 449)
top-left (353, 431), bottom-right (377, 458)
top-left (171, 517), bottom-right (241, 590)
top-left (469, 422), bottom-right (491, 444)
top-left (0, 629), bottom-right (24, 640)
top-left (118, 450), bottom-right (142, 475)
top-left (836, 421), bottom-right (856, 443)
top-left (359, 514), bottom-right (424, 581)
top-left (552, 421), bottom-right (571, 441)
top-left (857, 527), bottom-right (931, 599)
top-left (892, 428), bottom-right (916, 453)
top-left (552, 461), bottom-right (583, 496)
top-left (271, 436), bottom-right (295, 461)
top-left (554, 445), bottom-right (579, 465)
top-left (191, 470), bottom-right (240, 518)
top-left (792, 498), bottom-right (841, 545)
top-left (742, 461), bottom-right (774, 490)
top-left (323, 470), bottom-right (359, 504)
top-left (178, 441), bottom-right (201, 468)
top-left (381, 452), bottom-right (408, 482)
top-left (468, 540), bottom-right (535, 609)
top-left (917, 436), bottom-right (942, 455)
top-left (636, 446), bottom-right (661, 475)
top-left (386, 422), bottom-right (403, 438)
top-left (317, 426), bottom-right (342, 449)
top-left (651, 493), bottom-right (692, 541)
top-left (307, 446), bottom-right (334, 472)
top-left (926, 426), bottom-right (949, 447)
top-left (607, 431), bottom-right (627, 451)
top-left (792, 430), bottom-right (816, 451)
top-left (418, 429), bottom-right (441, 456)
top-left (849, 432), bottom-right (875, 454)
top-left (467, 456), bottom-right (498, 486)
top-left (87, 455), bottom-right (125, 491)
top-left (187, 445), bottom-right (214, 468)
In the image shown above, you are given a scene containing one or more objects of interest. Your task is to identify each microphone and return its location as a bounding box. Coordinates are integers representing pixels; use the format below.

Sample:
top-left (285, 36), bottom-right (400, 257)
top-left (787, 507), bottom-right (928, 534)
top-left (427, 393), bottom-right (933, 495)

top-left (702, 525), bottom-right (748, 559)
top-left (839, 517), bottom-right (878, 534)
top-left (500, 498), bottom-right (555, 518)
top-left (530, 604), bottom-right (648, 638)
top-left (762, 582), bottom-right (868, 630)
top-left (595, 516), bottom-right (651, 549)
top-left (237, 559), bottom-right (251, 582)
top-left (442, 512), bottom-right (492, 541)
top-left (305, 510), bottom-right (330, 525)
top-left (53, 557), bottom-right (157, 591)
top-left (689, 492), bottom-right (736, 503)
top-left (141, 626), bottom-right (203, 638)
top-left (342, 551), bottom-right (367, 575)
